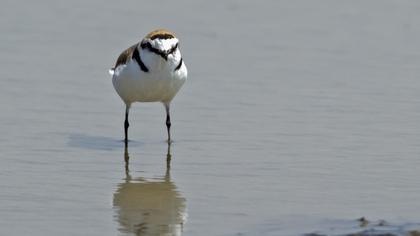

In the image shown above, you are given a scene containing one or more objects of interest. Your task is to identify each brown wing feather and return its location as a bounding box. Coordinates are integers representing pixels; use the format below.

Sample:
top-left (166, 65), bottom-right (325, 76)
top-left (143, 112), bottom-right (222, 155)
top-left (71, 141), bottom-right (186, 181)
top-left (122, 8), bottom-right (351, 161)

top-left (114, 44), bottom-right (138, 69)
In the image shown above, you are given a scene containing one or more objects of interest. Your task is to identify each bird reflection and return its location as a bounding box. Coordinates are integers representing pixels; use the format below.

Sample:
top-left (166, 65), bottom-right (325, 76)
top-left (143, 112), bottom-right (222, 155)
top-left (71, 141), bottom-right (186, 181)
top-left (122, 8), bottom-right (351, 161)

top-left (113, 143), bottom-right (187, 236)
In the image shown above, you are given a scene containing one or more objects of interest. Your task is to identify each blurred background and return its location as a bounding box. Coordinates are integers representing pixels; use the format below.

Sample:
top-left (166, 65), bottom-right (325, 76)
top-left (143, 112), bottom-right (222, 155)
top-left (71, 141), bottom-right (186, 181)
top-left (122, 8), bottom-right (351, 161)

top-left (1, 0), bottom-right (420, 235)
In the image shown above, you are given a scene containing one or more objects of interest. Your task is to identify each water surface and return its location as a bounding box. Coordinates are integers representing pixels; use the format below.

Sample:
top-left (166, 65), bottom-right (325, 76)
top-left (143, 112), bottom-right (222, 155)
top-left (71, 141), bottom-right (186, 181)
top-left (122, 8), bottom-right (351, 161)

top-left (1, 1), bottom-right (420, 235)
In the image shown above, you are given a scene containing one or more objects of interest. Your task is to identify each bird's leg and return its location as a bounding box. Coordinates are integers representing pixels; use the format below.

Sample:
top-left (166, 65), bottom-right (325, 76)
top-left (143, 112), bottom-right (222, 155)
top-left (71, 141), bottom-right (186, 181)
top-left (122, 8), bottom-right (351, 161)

top-left (164, 103), bottom-right (171, 143)
top-left (124, 104), bottom-right (130, 144)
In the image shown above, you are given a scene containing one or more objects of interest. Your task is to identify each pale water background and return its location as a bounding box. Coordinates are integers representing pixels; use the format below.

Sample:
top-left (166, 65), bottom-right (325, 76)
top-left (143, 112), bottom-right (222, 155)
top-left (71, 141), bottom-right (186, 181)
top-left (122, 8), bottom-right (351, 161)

top-left (1, 1), bottom-right (420, 235)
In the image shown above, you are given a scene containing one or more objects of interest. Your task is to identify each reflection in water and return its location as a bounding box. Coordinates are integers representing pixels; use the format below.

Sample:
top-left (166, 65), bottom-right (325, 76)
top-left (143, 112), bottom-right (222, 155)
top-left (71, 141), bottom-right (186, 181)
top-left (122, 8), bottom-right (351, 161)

top-left (113, 144), bottom-right (187, 236)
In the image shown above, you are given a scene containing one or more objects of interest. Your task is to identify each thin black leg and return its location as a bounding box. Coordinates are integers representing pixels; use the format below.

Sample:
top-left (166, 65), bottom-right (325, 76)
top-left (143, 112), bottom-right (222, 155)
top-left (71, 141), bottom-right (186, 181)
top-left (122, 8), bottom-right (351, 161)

top-left (124, 105), bottom-right (130, 144)
top-left (164, 103), bottom-right (171, 143)
top-left (166, 113), bottom-right (171, 141)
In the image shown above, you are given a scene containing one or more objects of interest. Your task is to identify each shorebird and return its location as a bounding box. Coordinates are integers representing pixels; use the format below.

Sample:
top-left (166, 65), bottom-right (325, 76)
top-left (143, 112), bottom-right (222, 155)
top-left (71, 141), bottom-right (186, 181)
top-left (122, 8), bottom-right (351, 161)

top-left (109, 29), bottom-right (187, 144)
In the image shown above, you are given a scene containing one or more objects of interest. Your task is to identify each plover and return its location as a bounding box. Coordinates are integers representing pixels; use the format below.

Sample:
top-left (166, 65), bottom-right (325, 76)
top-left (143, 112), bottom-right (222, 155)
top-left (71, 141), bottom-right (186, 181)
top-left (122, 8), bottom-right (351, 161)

top-left (110, 29), bottom-right (187, 143)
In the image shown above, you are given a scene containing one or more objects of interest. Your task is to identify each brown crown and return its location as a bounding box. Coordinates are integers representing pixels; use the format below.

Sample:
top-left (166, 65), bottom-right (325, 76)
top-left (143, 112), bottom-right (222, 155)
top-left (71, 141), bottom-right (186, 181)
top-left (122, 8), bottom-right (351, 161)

top-left (144, 29), bottom-right (176, 40)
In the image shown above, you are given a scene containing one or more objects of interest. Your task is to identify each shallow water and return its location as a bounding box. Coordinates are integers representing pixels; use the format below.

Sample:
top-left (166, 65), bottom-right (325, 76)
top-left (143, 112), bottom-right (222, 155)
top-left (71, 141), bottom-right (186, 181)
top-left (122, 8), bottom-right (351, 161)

top-left (1, 1), bottom-right (420, 235)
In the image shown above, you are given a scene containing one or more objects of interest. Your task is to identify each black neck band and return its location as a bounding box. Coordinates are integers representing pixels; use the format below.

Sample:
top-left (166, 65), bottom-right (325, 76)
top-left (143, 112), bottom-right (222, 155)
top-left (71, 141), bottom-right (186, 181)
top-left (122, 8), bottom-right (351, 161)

top-left (132, 47), bottom-right (149, 72)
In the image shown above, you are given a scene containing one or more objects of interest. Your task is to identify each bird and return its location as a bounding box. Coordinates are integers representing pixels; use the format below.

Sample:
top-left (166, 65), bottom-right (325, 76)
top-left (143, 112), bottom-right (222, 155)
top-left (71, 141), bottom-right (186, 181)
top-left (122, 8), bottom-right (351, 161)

top-left (109, 29), bottom-right (187, 144)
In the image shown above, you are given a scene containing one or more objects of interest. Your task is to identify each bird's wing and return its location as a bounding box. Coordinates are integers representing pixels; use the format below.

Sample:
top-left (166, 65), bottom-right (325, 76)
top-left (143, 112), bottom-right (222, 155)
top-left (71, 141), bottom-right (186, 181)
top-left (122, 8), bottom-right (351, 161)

top-left (109, 43), bottom-right (138, 75)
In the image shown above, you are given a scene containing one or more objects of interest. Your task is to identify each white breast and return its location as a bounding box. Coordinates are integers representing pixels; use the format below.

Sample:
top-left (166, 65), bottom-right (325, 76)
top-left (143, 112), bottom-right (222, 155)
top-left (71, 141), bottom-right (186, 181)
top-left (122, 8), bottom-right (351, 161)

top-left (112, 50), bottom-right (187, 104)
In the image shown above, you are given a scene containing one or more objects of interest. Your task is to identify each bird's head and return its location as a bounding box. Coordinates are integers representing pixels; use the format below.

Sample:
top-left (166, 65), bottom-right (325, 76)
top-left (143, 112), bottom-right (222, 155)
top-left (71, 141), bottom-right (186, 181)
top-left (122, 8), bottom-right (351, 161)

top-left (139, 29), bottom-right (181, 62)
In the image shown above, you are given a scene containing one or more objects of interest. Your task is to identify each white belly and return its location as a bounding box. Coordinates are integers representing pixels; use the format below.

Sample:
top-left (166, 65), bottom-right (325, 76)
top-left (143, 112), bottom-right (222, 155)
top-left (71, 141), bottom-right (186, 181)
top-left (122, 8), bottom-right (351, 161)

top-left (112, 60), bottom-right (187, 104)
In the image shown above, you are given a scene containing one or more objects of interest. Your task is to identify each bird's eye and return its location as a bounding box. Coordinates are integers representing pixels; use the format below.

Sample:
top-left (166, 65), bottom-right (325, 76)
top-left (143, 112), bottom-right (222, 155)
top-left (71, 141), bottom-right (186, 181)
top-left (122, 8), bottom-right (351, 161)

top-left (140, 42), bottom-right (151, 50)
